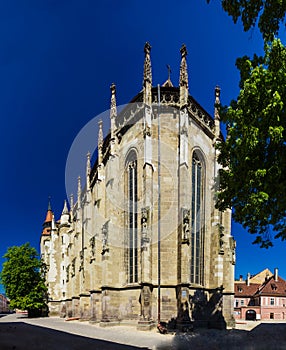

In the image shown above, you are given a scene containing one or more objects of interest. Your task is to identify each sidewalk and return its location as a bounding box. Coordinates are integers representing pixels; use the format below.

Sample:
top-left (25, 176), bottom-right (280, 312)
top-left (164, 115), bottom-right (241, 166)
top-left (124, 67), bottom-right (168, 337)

top-left (0, 313), bottom-right (173, 350)
top-left (2, 314), bottom-right (286, 349)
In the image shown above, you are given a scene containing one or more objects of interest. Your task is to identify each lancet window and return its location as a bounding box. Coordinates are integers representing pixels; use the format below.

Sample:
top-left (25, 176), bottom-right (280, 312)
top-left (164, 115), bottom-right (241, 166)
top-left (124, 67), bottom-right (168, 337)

top-left (190, 151), bottom-right (205, 284)
top-left (126, 150), bottom-right (138, 283)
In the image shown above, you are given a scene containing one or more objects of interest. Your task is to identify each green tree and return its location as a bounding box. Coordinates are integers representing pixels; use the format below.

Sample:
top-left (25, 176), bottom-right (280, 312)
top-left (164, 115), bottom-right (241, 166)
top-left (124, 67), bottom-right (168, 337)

top-left (216, 39), bottom-right (286, 247)
top-left (1, 243), bottom-right (48, 317)
top-left (207, 0), bottom-right (286, 40)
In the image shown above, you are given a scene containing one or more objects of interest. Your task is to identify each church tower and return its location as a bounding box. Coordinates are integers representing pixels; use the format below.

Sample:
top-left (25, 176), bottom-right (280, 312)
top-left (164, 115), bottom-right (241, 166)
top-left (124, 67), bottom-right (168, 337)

top-left (42, 199), bottom-right (53, 236)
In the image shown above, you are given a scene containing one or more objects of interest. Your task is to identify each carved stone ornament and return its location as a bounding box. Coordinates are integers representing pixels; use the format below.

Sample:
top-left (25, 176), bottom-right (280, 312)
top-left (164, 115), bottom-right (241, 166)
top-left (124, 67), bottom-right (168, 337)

top-left (110, 83), bottom-right (117, 119)
top-left (66, 264), bottom-right (70, 282)
top-left (214, 85), bottom-right (221, 120)
top-left (140, 285), bottom-right (151, 320)
top-left (143, 42), bottom-right (152, 85)
top-left (89, 236), bottom-right (96, 262)
top-left (71, 258), bottom-right (76, 277)
top-left (229, 236), bottom-right (236, 265)
top-left (79, 250), bottom-right (84, 271)
top-left (143, 124), bottom-right (151, 138)
top-left (180, 122), bottom-right (188, 136)
top-left (182, 208), bottom-right (190, 244)
top-left (179, 44), bottom-right (188, 88)
top-left (141, 207), bottom-right (150, 246)
top-left (101, 221), bottom-right (109, 255)
top-left (218, 224), bottom-right (224, 255)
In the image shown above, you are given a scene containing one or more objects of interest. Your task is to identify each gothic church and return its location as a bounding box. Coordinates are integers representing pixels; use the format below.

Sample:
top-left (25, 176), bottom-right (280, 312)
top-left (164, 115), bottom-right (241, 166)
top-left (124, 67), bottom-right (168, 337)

top-left (40, 43), bottom-right (235, 329)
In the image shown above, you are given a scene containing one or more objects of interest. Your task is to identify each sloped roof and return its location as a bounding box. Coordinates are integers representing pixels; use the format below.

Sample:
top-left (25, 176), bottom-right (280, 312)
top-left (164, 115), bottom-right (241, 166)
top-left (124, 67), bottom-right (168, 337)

top-left (44, 209), bottom-right (53, 223)
top-left (234, 282), bottom-right (260, 297)
top-left (250, 268), bottom-right (273, 284)
top-left (256, 276), bottom-right (286, 296)
top-left (235, 270), bottom-right (286, 298)
top-left (162, 78), bottom-right (174, 87)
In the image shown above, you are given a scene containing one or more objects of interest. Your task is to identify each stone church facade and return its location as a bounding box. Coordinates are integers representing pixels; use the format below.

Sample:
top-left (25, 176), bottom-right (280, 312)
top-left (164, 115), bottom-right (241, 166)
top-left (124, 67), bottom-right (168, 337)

top-left (40, 43), bottom-right (235, 329)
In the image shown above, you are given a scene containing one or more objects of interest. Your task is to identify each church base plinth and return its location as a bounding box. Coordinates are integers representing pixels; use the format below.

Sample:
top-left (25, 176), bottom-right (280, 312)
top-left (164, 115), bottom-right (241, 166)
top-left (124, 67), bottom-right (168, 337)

top-left (100, 320), bottom-right (120, 327)
top-left (89, 317), bottom-right (97, 324)
top-left (137, 320), bottom-right (155, 331)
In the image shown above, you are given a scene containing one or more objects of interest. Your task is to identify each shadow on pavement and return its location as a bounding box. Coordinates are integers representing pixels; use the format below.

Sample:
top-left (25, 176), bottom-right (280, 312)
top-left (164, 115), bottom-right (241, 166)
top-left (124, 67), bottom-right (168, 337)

top-left (157, 323), bottom-right (286, 350)
top-left (0, 322), bottom-right (149, 350)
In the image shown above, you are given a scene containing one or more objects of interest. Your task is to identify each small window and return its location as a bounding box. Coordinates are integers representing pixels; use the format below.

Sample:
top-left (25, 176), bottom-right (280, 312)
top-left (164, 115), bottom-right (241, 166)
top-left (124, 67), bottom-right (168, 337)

top-left (271, 283), bottom-right (277, 290)
top-left (270, 312), bottom-right (274, 319)
top-left (238, 286), bottom-right (243, 292)
top-left (235, 300), bottom-right (239, 307)
top-left (270, 298), bottom-right (275, 305)
top-left (241, 300), bottom-right (244, 306)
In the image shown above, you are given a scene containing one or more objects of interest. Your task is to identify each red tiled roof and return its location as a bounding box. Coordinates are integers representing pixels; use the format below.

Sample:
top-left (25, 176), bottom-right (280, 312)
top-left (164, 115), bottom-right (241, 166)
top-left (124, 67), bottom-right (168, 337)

top-left (235, 275), bottom-right (286, 297)
top-left (234, 282), bottom-right (260, 297)
top-left (256, 276), bottom-right (286, 296)
top-left (44, 210), bottom-right (53, 223)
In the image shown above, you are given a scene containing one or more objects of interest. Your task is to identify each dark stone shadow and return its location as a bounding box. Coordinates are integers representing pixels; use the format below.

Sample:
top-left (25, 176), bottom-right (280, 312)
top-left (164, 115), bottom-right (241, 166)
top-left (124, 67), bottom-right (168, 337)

top-left (0, 322), bottom-right (149, 350)
top-left (175, 301), bottom-right (193, 332)
top-left (191, 288), bottom-right (226, 330)
top-left (164, 288), bottom-right (226, 333)
top-left (157, 323), bottom-right (286, 350)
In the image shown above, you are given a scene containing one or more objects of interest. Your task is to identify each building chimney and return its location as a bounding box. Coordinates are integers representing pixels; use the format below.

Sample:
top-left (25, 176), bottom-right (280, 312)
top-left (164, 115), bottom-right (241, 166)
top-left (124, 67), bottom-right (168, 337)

top-left (274, 268), bottom-right (278, 282)
top-left (239, 275), bottom-right (243, 282)
top-left (265, 272), bottom-right (269, 281)
top-left (246, 272), bottom-right (250, 286)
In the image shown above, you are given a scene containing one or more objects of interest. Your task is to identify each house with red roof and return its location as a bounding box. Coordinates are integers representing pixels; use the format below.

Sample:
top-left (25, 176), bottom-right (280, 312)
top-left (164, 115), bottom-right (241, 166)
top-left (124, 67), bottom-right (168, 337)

top-left (234, 268), bottom-right (286, 321)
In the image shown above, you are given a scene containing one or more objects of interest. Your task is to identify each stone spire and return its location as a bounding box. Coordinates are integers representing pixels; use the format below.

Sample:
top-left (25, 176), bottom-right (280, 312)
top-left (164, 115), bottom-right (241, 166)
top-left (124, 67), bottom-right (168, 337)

top-left (98, 120), bottom-right (103, 164)
top-left (70, 193), bottom-right (74, 211)
top-left (77, 175), bottom-right (81, 208)
top-left (86, 151), bottom-right (91, 190)
top-left (143, 42), bottom-right (152, 106)
top-left (214, 85), bottom-right (221, 138)
top-left (110, 83), bottom-right (117, 155)
top-left (179, 44), bottom-right (189, 108)
top-left (60, 200), bottom-right (70, 225)
top-left (62, 199), bottom-right (69, 214)
top-left (110, 83), bottom-right (117, 120)
top-left (69, 193), bottom-right (74, 221)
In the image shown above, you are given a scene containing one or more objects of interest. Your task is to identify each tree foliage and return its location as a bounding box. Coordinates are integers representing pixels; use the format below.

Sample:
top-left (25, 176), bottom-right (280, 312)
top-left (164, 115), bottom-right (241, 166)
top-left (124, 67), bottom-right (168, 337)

top-left (1, 243), bottom-right (47, 316)
top-left (216, 39), bottom-right (286, 247)
top-left (207, 0), bottom-right (286, 40)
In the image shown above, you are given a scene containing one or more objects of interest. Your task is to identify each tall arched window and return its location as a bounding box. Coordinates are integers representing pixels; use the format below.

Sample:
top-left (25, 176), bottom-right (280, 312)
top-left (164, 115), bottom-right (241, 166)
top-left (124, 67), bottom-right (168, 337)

top-left (190, 151), bottom-right (204, 284)
top-left (126, 151), bottom-right (138, 283)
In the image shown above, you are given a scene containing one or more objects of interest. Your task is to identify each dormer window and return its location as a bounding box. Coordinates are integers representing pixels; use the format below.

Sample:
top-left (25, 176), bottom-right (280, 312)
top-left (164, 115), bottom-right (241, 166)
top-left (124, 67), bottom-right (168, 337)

top-left (238, 286), bottom-right (243, 293)
top-left (271, 283), bottom-right (277, 291)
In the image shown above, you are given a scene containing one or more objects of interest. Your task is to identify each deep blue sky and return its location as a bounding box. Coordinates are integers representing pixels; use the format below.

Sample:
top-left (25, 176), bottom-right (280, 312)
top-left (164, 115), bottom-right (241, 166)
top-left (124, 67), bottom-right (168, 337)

top-left (1, 0), bottom-right (285, 293)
